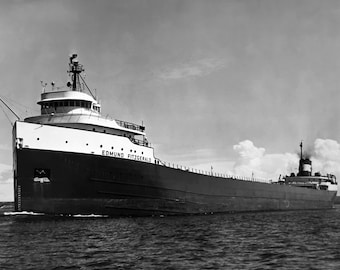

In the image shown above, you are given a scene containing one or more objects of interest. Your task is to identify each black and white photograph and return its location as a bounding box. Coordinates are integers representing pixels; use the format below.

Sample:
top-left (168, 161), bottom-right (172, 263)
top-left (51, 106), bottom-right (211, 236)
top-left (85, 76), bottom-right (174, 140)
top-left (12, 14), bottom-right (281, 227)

top-left (0, 0), bottom-right (339, 269)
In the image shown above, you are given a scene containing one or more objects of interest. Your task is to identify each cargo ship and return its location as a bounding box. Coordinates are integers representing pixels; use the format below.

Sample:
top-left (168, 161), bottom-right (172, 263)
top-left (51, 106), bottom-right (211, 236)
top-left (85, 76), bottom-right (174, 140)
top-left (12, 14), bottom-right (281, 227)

top-left (12, 55), bottom-right (338, 216)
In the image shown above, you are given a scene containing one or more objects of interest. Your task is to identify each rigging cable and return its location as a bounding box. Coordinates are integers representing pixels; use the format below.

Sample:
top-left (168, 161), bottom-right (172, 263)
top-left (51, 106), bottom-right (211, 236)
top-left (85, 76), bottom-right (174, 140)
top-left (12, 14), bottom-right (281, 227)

top-left (0, 103), bottom-right (14, 126)
top-left (79, 74), bottom-right (96, 99)
top-left (0, 95), bottom-right (21, 126)
top-left (0, 95), bottom-right (38, 116)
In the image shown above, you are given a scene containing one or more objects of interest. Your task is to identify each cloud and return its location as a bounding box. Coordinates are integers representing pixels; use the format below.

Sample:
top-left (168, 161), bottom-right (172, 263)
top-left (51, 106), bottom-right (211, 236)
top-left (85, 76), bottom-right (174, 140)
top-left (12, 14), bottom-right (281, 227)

top-left (0, 164), bottom-right (12, 184)
top-left (232, 140), bottom-right (298, 180)
top-left (0, 163), bottom-right (13, 202)
top-left (313, 138), bottom-right (340, 162)
top-left (159, 139), bottom-right (340, 184)
top-left (157, 57), bottom-right (226, 80)
top-left (232, 139), bottom-right (340, 183)
top-left (0, 170), bottom-right (12, 184)
top-left (233, 140), bottom-right (265, 160)
top-left (0, 182), bottom-right (13, 202)
top-left (312, 139), bottom-right (340, 177)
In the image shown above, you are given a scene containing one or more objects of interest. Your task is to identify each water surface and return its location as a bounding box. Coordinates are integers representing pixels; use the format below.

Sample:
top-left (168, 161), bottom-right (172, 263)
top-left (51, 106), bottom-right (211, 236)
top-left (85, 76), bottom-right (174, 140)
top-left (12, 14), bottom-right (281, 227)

top-left (1, 207), bottom-right (339, 269)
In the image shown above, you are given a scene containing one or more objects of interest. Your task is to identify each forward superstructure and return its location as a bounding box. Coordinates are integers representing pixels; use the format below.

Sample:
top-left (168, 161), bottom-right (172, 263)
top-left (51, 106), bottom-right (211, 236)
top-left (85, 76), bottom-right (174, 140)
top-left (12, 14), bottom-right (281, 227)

top-left (12, 55), bottom-right (337, 216)
top-left (21, 54), bottom-right (153, 164)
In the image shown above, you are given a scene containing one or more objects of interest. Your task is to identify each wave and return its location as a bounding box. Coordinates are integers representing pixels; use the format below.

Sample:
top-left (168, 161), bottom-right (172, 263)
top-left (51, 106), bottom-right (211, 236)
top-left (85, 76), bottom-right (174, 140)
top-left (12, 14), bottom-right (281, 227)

top-left (2, 211), bottom-right (109, 218)
top-left (3, 211), bottom-right (45, 216)
top-left (72, 214), bottom-right (109, 218)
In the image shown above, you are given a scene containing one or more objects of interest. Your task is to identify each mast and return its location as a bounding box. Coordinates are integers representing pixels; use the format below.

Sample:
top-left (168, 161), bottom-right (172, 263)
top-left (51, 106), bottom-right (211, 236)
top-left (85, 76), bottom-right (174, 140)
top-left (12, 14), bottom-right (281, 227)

top-left (68, 54), bottom-right (84, 91)
top-left (298, 141), bottom-right (303, 175)
top-left (67, 54), bottom-right (96, 99)
top-left (298, 140), bottom-right (312, 176)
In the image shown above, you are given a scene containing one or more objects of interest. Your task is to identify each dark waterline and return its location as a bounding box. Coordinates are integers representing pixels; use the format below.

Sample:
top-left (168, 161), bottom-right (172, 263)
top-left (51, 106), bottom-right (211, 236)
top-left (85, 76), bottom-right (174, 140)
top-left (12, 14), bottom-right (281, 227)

top-left (1, 206), bottom-right (340, 270)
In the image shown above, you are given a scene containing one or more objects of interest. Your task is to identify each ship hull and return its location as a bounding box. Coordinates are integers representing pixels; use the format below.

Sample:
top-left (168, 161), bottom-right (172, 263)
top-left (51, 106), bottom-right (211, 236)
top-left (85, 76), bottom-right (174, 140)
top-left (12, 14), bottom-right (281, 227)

top-left (14, 148), bottom-right (337, 216)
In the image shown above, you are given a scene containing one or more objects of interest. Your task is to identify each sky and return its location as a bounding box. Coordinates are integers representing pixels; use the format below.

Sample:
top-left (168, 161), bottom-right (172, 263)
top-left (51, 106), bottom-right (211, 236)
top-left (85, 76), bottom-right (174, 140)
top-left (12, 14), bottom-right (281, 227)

top-left (1, 0), bottom-right (340, 201)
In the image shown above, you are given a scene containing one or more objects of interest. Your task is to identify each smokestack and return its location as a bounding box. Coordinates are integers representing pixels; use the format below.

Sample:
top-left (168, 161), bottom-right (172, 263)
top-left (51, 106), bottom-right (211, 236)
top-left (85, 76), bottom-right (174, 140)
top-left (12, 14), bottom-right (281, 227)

top-left (298, 141), bottom-right (312, 176)
top-left (298, 158), bottom-right (312, 176)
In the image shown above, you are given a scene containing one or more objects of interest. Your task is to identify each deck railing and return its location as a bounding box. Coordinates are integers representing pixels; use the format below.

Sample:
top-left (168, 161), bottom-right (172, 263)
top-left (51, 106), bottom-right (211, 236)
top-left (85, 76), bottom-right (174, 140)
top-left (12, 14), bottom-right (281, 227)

top-left (130, 138), bottom-right (150, 147)
top-left (154, 159), bottom-right (271, 184)
top-left (115, 119), bottom-right (145, 132)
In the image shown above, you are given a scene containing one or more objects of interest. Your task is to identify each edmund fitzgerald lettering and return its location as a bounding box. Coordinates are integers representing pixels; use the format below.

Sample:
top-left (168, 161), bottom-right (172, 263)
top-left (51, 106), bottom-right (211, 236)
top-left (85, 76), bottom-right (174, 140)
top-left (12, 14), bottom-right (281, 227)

top-left (102, 150), bottom-right (151, 163)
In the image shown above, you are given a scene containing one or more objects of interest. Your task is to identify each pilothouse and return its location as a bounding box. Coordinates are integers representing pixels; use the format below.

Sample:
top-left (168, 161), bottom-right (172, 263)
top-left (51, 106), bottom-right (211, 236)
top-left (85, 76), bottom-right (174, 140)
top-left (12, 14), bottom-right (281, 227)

top-left (25, 54), bottom-right (148, 147)
top-left (39, 53), bottom-right (100, 116)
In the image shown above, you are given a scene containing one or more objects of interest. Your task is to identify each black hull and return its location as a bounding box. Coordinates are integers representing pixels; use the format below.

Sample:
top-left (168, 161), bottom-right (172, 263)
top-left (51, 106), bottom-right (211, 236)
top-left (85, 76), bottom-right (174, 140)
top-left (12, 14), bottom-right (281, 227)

top-left (14, 148), bottom-right (337, 216)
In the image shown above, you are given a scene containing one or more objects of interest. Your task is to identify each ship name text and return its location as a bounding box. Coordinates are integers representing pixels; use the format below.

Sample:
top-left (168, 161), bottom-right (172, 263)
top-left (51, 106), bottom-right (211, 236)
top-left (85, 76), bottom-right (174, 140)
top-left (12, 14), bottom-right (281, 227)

top-left (101, 150), bottom-right (151, 163)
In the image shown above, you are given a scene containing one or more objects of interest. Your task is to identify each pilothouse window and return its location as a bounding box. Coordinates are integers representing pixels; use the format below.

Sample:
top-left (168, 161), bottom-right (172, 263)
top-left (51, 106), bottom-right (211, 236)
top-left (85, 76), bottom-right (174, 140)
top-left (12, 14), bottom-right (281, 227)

top-left (41, 100), bottom-right (93, 111)
top-left (41, 102), bottom-right (51, 109)
top-left (93, 105), bottom-right (100, 113)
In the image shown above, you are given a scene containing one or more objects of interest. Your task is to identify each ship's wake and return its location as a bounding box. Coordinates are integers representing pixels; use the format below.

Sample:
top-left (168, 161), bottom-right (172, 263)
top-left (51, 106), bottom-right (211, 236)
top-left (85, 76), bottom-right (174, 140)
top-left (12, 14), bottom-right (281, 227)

top-left (3, 211), bottom-right (45, 216)
top-left (2, 211), bottom-right (109, 218)
top-left (72, 214), bottom-right (109, 218)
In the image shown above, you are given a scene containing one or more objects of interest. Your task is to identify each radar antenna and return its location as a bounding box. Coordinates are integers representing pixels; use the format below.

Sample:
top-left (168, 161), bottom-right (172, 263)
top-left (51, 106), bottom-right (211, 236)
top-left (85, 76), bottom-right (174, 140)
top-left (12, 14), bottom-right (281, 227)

top-left (68, 53), bottom-right (84, 91)
top-left (67, 54), bottom-right (96, 99)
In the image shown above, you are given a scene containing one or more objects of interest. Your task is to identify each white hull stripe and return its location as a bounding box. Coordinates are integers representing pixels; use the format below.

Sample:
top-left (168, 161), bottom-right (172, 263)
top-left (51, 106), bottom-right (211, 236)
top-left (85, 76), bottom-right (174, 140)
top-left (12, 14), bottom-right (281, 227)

top-left (15, 121), bottom-right (155, 163)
